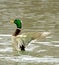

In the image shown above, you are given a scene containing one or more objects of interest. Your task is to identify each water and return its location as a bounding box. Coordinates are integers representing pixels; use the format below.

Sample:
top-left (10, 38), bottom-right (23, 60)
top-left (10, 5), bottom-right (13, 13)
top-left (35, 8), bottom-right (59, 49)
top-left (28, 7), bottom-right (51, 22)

top-left (0, 0), bottom-right (59, 65)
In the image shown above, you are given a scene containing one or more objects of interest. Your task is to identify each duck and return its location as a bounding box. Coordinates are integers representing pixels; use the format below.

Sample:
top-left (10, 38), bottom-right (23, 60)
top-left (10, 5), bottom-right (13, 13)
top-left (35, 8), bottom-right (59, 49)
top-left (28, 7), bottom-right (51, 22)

top-left (10, 19), bottom-right (50, 51)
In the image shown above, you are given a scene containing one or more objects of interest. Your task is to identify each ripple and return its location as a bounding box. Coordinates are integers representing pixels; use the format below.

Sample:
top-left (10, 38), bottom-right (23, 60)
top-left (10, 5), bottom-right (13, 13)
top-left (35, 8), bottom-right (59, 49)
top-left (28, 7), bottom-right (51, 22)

top-left (0, 34), bottom-right (11, 37)
top-left (37, 50), bottom-right (47, 53)
top-left (0, 55), bottom-right (59, 63)
top-left (53, 45), bottom-right (59, 47)
top-left (0, 42), bottom-right (11, 45)
top-left (0, 37), bottom-right (2, 39)
top-left (35, 42), bottom-right (53, 46)
top-left (0, 47), bottom-right (12, 52)
top-left (52, 41), bottom-right (59, 43)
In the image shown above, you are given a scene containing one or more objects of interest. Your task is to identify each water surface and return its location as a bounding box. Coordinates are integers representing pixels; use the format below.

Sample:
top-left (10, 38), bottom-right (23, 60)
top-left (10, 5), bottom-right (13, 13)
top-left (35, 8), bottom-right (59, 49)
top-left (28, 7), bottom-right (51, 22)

top-left (0, 0), bottom-right (59, 65)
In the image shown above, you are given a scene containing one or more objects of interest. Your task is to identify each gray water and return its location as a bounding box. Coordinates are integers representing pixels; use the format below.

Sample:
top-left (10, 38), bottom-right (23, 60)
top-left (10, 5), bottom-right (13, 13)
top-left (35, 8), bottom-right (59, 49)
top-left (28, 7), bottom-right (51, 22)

top-left (0, 0), bottom-right (59, 65)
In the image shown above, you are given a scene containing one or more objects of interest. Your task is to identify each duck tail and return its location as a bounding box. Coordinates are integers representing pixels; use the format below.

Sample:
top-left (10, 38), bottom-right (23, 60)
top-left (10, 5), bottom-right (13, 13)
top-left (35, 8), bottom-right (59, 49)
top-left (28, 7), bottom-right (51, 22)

top-left (40, 32), bottom-right (51, 39)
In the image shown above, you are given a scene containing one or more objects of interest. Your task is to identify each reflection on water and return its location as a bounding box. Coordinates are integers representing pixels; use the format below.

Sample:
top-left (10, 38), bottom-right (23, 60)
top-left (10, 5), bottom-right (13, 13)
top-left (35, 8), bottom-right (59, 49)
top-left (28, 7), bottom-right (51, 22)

top-left (0, 0), bottom-right (59, 65)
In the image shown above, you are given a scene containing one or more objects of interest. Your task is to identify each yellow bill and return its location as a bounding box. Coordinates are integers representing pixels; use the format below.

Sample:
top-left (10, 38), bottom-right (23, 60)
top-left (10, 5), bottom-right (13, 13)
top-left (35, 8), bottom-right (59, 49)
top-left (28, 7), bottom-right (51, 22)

top-left (10, 20), bottom-right (14, 23)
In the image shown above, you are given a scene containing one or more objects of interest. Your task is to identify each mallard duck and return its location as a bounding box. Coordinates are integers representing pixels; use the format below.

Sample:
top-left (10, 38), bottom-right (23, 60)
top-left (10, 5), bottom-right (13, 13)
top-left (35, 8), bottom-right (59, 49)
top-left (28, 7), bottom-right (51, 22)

top-left (10, 19), bottom-right (50, 51)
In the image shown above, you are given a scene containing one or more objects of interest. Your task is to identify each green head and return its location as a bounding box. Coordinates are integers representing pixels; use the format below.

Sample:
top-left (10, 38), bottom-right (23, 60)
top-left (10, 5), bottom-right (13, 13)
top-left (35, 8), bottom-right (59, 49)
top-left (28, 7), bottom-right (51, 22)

top-left (10, 19), bottom-right (22, 29)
